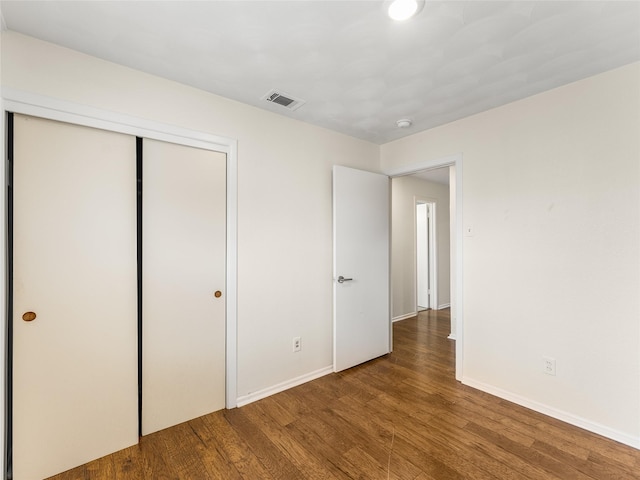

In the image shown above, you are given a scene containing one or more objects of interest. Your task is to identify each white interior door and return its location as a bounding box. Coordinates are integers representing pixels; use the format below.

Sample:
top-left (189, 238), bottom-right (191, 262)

top-left (416, 203), bottom-right (430, 309)
top-left (142, 139), bottom-right (226, 435)
top-left (333, 166), bottom-right (390, 372)
top-left (12, 114), bottom-right (138, 480)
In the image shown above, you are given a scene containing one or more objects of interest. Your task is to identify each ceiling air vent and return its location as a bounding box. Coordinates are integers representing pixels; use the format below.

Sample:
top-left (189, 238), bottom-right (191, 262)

top-left (262, 89), bottom-right (306, 111)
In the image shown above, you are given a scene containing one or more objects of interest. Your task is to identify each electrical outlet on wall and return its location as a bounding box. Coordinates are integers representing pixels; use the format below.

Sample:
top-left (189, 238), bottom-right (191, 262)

top-left (293, 337), bottom-right (301, 353)
top-left (543, 356), bottom-right (556, 376)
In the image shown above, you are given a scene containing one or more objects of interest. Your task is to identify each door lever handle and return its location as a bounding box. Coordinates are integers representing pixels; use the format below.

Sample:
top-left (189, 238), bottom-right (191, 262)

top-left (337, 276), bottom-right (353, 283)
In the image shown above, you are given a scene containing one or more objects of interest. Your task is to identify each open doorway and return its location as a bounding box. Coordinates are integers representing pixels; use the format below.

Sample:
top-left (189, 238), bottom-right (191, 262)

top-left (391, 166), bottom-right (451, 320)
top-left (416, 200), bottom-right (436, 311)
top-left (386, 154), bottom-right (462, 381)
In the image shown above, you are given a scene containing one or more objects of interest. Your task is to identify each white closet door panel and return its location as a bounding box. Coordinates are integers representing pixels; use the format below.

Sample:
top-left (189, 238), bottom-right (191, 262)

top-left (142, 139), bottom-right (226, 435)
top-left (12, 114), bottom-right (138, 480)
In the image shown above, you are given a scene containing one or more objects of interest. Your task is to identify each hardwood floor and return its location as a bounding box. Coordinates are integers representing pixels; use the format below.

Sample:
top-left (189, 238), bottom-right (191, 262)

top-left (49, 309), bottom-right (640, 479)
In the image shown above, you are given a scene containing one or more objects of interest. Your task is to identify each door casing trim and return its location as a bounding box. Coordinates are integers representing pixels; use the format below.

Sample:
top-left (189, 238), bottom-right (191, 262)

top-left (384, 154), bottom-right (463, 382)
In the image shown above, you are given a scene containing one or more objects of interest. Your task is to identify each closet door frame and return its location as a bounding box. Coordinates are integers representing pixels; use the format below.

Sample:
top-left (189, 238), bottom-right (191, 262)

top-left (0, 89), bottom-right (239, 476)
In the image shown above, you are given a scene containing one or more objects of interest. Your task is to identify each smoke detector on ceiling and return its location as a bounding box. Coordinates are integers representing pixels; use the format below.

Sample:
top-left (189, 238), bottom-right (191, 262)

top-left (262, 89), bottom-right (306, 111)
top-left (396, 119), bottom-right (413, 128)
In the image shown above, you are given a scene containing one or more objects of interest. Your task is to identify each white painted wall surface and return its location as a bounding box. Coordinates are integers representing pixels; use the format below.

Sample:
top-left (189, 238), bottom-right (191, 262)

top-left (0, 32), bottom-right (379, 403)
top-left (391, 176), bottom-right (450, 319)
top-left (381, 63), bottom-right (640, 446)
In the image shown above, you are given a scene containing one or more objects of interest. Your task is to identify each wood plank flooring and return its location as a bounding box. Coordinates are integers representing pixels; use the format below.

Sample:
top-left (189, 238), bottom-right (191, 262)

top-left (48, 309), bottom-right (640, 479)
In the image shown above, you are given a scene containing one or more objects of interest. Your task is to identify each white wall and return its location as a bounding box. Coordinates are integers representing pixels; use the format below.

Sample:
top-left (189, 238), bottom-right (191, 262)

top-left (0, 32), bottom-right (380, 403)
top-left (391, 175), bottom-right (450, 319)
top-left (382, 63), bottom-right (640, 447)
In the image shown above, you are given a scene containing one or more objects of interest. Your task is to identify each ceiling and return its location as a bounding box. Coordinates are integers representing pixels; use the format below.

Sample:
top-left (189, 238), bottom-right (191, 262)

top-left (412, 167), bottom-right (450, 185)
top-left (1, 1), bottom-right (639, 145)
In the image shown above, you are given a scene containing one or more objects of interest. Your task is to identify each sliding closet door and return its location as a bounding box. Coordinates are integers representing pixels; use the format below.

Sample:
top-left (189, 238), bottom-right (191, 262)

top-left (142, 139), bottom-right (226, 435)
top-left (12, 114), bottom-right (138, 480)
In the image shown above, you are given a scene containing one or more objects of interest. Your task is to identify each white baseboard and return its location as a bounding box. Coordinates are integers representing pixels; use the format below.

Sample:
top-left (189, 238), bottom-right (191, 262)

top-left (462, 377), bottom-right (640, 450)
top-left (392, 312), bottom-right (417, 322)
top-left (437, 303), bottom-right (451, 310)
top-left (236, 366), bottom-right (333, 407)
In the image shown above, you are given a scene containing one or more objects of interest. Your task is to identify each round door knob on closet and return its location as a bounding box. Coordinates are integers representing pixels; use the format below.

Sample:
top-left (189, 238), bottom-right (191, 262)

top-left (22, 312), bottom-right (37, 322)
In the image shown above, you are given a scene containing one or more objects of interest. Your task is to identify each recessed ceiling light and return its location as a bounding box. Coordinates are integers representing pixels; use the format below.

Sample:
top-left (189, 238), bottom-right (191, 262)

top-left (387, 0), bottom-right (424, 21)
top-left (396, 119), bottom-right (412, 128)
